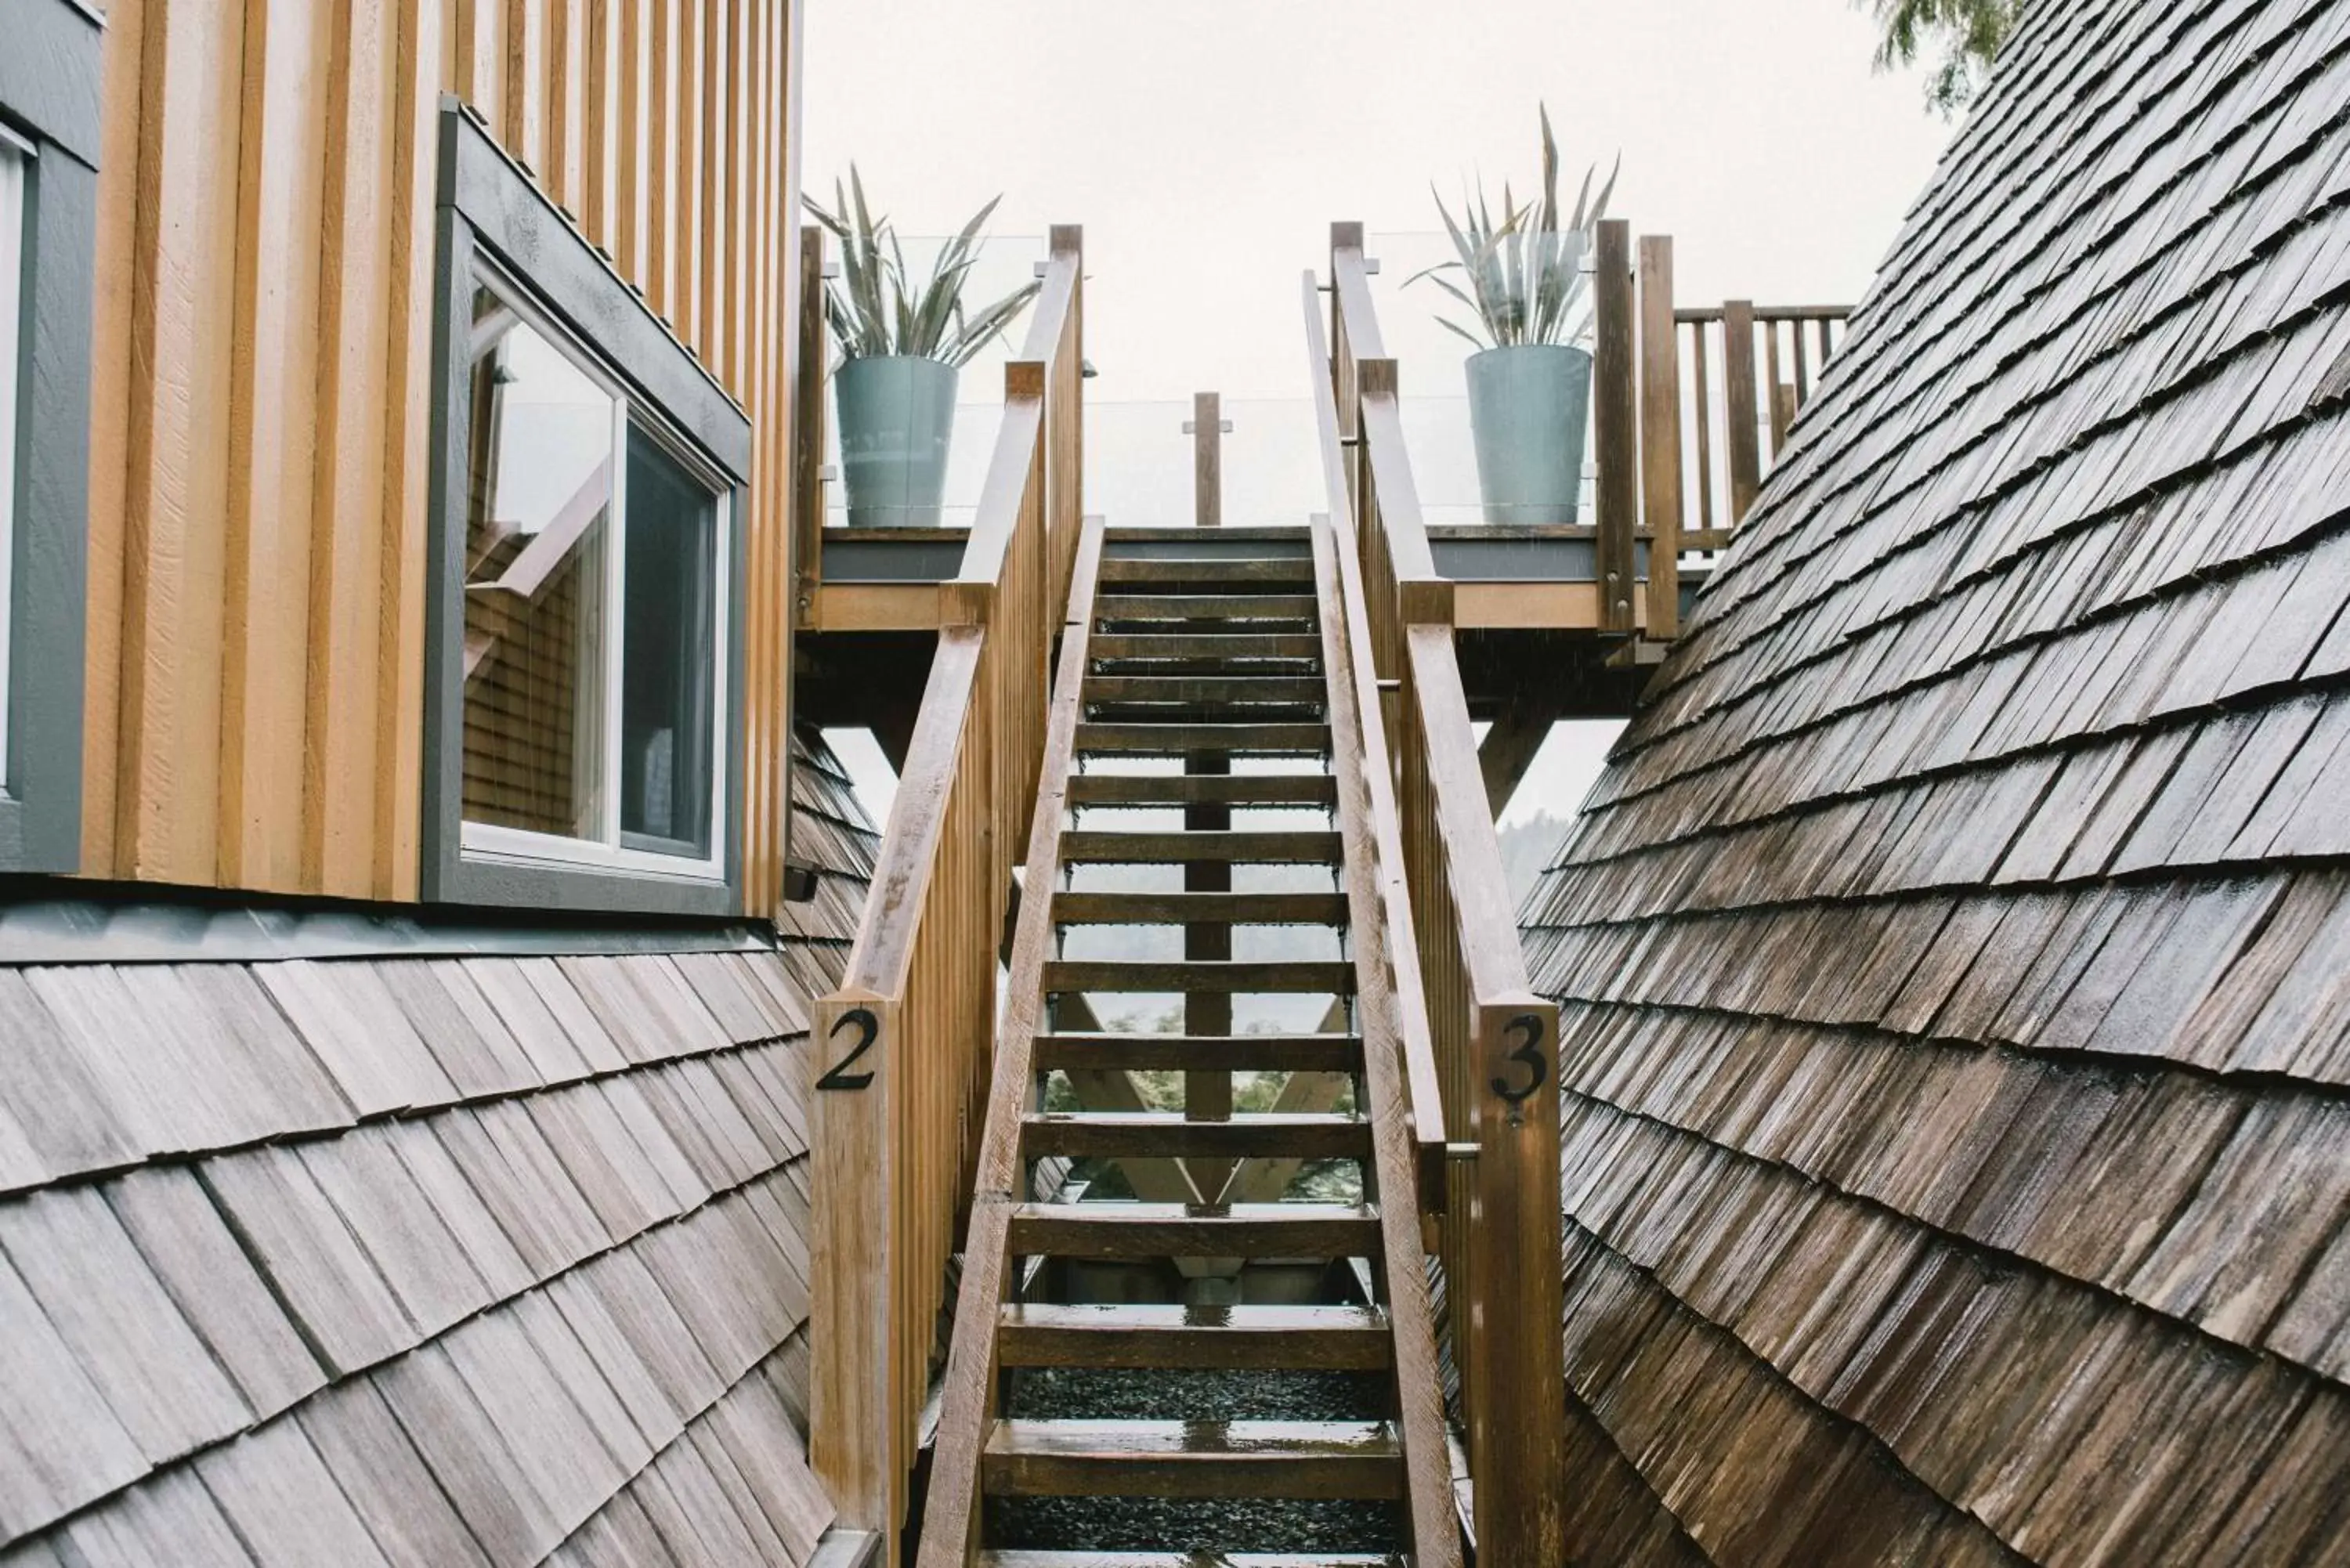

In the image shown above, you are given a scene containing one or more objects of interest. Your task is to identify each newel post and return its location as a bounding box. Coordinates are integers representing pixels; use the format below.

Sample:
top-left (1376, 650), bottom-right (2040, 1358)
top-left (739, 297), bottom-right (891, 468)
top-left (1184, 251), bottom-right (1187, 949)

top-left (1469, 994), bottom-right (1567, 1565)
top-left (810, 990), bottom-right (905, 1555)
top-left (1593, 219), bottom-right (1639, 634)
top-left (1638, 237), bottom-right (1683, 640)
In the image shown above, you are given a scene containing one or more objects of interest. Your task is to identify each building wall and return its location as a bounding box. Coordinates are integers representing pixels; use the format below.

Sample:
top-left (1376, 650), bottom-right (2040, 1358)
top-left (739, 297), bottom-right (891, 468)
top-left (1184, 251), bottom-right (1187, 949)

top-left (0, 732), bottom-right (877, 1565)
top-left (80, 0), bottom-right (804, 912)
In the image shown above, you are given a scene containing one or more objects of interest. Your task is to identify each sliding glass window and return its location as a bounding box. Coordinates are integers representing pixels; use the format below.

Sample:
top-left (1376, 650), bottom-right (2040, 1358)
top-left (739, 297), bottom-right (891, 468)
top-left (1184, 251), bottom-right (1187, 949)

top-left (457, 268), bottom-right (729, 883)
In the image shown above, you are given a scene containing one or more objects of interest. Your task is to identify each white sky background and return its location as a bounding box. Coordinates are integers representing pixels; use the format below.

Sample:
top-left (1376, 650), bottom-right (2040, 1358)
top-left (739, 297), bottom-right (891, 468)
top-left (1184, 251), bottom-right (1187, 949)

top-left (806, 0), bottom-right (1958, 831)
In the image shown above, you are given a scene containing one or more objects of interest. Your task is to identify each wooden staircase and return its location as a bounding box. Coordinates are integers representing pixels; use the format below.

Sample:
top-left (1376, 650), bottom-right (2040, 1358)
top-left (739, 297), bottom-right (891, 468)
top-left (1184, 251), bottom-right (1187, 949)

top-left (917, 522), bottom-right (1459, 1566)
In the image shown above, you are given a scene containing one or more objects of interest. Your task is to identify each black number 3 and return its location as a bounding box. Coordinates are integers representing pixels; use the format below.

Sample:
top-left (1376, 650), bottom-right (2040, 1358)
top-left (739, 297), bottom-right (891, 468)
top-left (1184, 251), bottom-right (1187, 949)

top-left (815, 1007), bottom-right (879, 1091)
top-left (1491, 1012), bottom-right (1547, 1105)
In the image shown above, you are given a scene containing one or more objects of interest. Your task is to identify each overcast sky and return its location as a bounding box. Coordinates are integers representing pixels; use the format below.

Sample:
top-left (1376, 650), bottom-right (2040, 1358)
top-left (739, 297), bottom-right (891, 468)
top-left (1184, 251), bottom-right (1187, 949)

top-left (805, 0), bottom-right (1958, 830)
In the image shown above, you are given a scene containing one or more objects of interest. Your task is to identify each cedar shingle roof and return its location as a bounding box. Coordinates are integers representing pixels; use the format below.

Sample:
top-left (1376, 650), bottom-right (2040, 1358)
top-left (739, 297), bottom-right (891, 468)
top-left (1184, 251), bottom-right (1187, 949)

top-left (0, 732), bottom-right (877, 1564)
top-left (1519, 0), bottom-right (2350, 1558)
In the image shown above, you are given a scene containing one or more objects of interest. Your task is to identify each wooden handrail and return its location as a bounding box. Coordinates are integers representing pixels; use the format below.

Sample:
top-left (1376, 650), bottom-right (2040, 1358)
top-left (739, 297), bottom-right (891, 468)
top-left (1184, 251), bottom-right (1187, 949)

top-left (915, 515), bottom-right (1108, 1568)
top-left (1320, 222), bottom-right (1569, 1564)
top-left (1303, 273), bottom-right (1448, 1205)
top-left (809, 231), bottom-right (1084, 1559)
top-left (1307, 513), bottom-right (1464, 1568)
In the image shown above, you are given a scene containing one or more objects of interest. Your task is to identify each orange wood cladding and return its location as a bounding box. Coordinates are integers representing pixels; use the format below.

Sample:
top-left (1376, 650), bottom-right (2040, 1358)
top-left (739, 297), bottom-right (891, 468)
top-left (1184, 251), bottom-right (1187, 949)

top-left (81, 0), bottom-right (805, 912)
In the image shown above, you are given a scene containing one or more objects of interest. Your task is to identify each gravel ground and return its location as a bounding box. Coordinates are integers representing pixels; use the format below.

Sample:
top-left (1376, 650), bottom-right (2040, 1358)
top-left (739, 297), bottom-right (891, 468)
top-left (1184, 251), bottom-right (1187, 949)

top-left (987, 1365), bottom-right (1408, 1555)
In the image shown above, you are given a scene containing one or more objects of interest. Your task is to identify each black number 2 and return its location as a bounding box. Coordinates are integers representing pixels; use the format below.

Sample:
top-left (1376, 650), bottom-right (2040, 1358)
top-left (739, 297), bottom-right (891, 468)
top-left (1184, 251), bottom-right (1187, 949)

top-left (1491, 1012), bottom-right (1548, 1105)
top-left (815, 1007), bottom-right (879, 1091)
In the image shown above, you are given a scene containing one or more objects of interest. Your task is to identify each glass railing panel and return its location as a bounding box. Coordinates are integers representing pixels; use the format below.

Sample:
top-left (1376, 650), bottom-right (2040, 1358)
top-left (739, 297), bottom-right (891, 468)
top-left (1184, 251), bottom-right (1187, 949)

top-left (1368, 229), bottom-right (1602, 532)
top-left (1083, 400), bottom-right (1191, 530)
top-left (1086, 398), bottom-right (1321, 530)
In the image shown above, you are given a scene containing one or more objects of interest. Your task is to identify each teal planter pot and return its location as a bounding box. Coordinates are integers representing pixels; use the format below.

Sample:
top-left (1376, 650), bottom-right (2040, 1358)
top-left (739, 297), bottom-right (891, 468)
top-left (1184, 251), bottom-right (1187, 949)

top-left (834, 354), bottom-right (959, 527)
top-left (1466, 344), bottom-right (1593, 526)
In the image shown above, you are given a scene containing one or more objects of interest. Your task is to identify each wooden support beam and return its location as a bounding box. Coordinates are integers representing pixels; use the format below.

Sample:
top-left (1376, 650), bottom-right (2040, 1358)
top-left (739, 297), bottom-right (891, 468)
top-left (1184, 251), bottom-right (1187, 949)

top-left (1637, 237), bottom-right (1683, 641)
top-left (1592, 221), bottom-right (1638, 634)
top-left (1477, 703), bottom-right (1555, 822)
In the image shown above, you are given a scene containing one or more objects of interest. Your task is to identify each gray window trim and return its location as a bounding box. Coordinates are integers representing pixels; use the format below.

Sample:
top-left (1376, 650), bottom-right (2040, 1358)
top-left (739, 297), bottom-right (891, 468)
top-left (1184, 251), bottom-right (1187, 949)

top-left (0, 0), bottom-right (101, 873)
top-left (422, 100), bottom-right (750, 918)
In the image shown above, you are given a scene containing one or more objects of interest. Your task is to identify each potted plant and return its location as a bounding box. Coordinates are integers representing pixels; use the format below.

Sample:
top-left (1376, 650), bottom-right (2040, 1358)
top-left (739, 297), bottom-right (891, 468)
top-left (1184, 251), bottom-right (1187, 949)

top-left (1412, 109), bottom-right (1616, 526)
top-left (806, 170), bottom-right (1041, 526)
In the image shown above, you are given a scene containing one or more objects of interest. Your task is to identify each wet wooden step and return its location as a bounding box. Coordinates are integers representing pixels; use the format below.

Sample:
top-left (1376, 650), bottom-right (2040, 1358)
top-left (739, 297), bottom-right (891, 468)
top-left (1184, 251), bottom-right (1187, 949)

top-left (1032, 1033), bottom-right (1361, 1075)
top-left (982, 1554), bottom-right (1404, 1567)
top-left (1021, 1111), bottom-right (1369, 1162)
top-left (996, 1303), bottom-right (1394, 1371)
top-left (1083, 674), bottom-right (1326, 706)
top-left (1095, 594), bottom-right (1318, 623)
top-left (1009, 1202), bottom-right (1381, 1259)
top-left (1059, 829), bottom-right (1343, 865)
top-left (1051, 890), bottom-right (1349, 925)
top-left (1103, 526), bottom-right (1311, 547)
top-left (1066, 773), bottom-right (1338, 808)
top-left (982, 1419), bottom-right (1405, 1500)
top-left (1045, 959), bottom-right (1355, 994)
top-left (1098, 557), bottom-right (1317, 587)
top-left (1092, 632), bottom-right (1323, 662)
top-left (1075, 723), bottom-right (1332, 756)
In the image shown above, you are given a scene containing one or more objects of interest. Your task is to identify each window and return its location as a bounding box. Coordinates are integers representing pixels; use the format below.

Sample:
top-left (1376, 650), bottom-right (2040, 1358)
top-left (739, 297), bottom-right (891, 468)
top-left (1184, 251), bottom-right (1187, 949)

top-left (425, 105), bottom-right (750, 915)
top-left (0, 0), bottom-right (103, 873)
top-left (457, 272), bottom-right (729, 881)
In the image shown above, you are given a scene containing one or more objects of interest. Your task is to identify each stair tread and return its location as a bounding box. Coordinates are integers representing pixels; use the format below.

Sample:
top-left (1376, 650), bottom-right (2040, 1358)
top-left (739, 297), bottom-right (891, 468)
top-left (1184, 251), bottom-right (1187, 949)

top-left (989, 1418), bottom-right (1401, 1456)
top-left (983, 1418), bottom-right (1405, 1499)
top-left (1092, 632), bottom-right (1322, 659)
top-left (1043, 959), bottom-right (1354, 993)
top-left (1103, 525), bottom-right (1312, 545)
top-left (1001, 1302), bottom-right (1388, 1333)
top-left (1052, 890), bottom-right (1348, 924)
top-left (1010, 1201), bottom-right (1381, 1259)
top-left (1021, 1111), bottom-right (1369, 1160)
top-left (1095, 594), bottom-right (1318, 621)
top-left (1076, 721), bottom-right (1331, 753)
top-left (1084, 674), bottom-right (1325, 703)
top-left (1059, 829), bottom-right (1342, 864)
top-left (982, 1551), bottom-right (1403, 1566)
top-left (997, 1303), bottom-right (1393, 1372)
top-left (1098, 558), bottom-right (1317, 584)
top-left (1066, 775), bottom-right (1337, 807)
top-left (1032, 1033), bottom-right (1361, 1073)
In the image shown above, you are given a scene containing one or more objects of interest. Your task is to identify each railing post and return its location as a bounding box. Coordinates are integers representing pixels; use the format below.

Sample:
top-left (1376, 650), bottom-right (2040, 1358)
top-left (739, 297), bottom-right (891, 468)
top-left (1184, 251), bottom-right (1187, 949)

top-left (811, 991), bottom-right (905, 1558)
top-left (1185, 392), bottom-right (1229, 528)
top-left (793, 224), bottom-right (828, 612)
top-left (1045, 224), bottom-right (1084, 616)
top-left (1637, 236), bottom-right (1683, 639)
top-left (1468, 995), bottom-right (1567, 1566)
top-left (1723, 298), bottom-right (1762, 523)
top-left (1593, 219), bottom-right (1638, 634)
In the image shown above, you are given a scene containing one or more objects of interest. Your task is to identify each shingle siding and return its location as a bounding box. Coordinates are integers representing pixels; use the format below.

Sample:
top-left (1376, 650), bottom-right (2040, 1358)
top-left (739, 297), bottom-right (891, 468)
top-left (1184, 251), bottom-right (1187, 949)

top-left (1520, 0), bottom-right (2350, 1559)
top-left (0, 732), bottom-right (878, 1565)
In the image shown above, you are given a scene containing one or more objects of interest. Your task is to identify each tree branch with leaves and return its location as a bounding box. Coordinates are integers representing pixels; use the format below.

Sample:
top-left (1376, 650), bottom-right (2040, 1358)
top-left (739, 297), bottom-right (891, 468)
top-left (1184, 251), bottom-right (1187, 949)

top-left (1864, 0), bottom-right (2023, 115)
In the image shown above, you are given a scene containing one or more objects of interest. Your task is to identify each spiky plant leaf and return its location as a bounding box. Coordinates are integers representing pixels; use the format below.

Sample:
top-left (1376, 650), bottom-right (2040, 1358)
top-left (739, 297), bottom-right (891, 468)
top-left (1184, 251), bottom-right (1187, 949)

top-left (1408, 106), bottom-right (1617, 352)
top-left (803, 165), bottom-right (1038, 368)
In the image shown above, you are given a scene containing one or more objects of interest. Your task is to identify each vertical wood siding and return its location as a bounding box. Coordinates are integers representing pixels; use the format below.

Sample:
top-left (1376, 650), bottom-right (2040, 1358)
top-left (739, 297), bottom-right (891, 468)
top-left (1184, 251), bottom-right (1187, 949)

top-left (83, 0), bottom-right (802, 912)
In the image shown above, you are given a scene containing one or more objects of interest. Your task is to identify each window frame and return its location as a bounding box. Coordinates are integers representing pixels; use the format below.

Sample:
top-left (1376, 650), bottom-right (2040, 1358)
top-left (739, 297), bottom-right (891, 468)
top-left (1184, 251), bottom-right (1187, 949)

top-left (0, 0), bottom-right (100, 875)
top-left (424, 99), bottom-right (752, 916)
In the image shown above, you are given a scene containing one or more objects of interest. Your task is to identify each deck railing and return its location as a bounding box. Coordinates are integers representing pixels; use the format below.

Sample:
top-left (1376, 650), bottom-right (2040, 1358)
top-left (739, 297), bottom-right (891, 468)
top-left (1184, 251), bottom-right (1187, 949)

top-left (1317, 227), bottom-right (1571, 1563)
top-left (808, 226), bottom-right (1084, 1556)
top-left (1676, 301), bottom-right (1853, 546)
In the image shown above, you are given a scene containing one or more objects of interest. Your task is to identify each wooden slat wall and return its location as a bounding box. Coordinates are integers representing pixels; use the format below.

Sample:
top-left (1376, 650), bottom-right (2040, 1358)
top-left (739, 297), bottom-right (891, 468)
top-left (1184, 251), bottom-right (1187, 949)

top-left (82, 0), bottom-right (804, 912)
